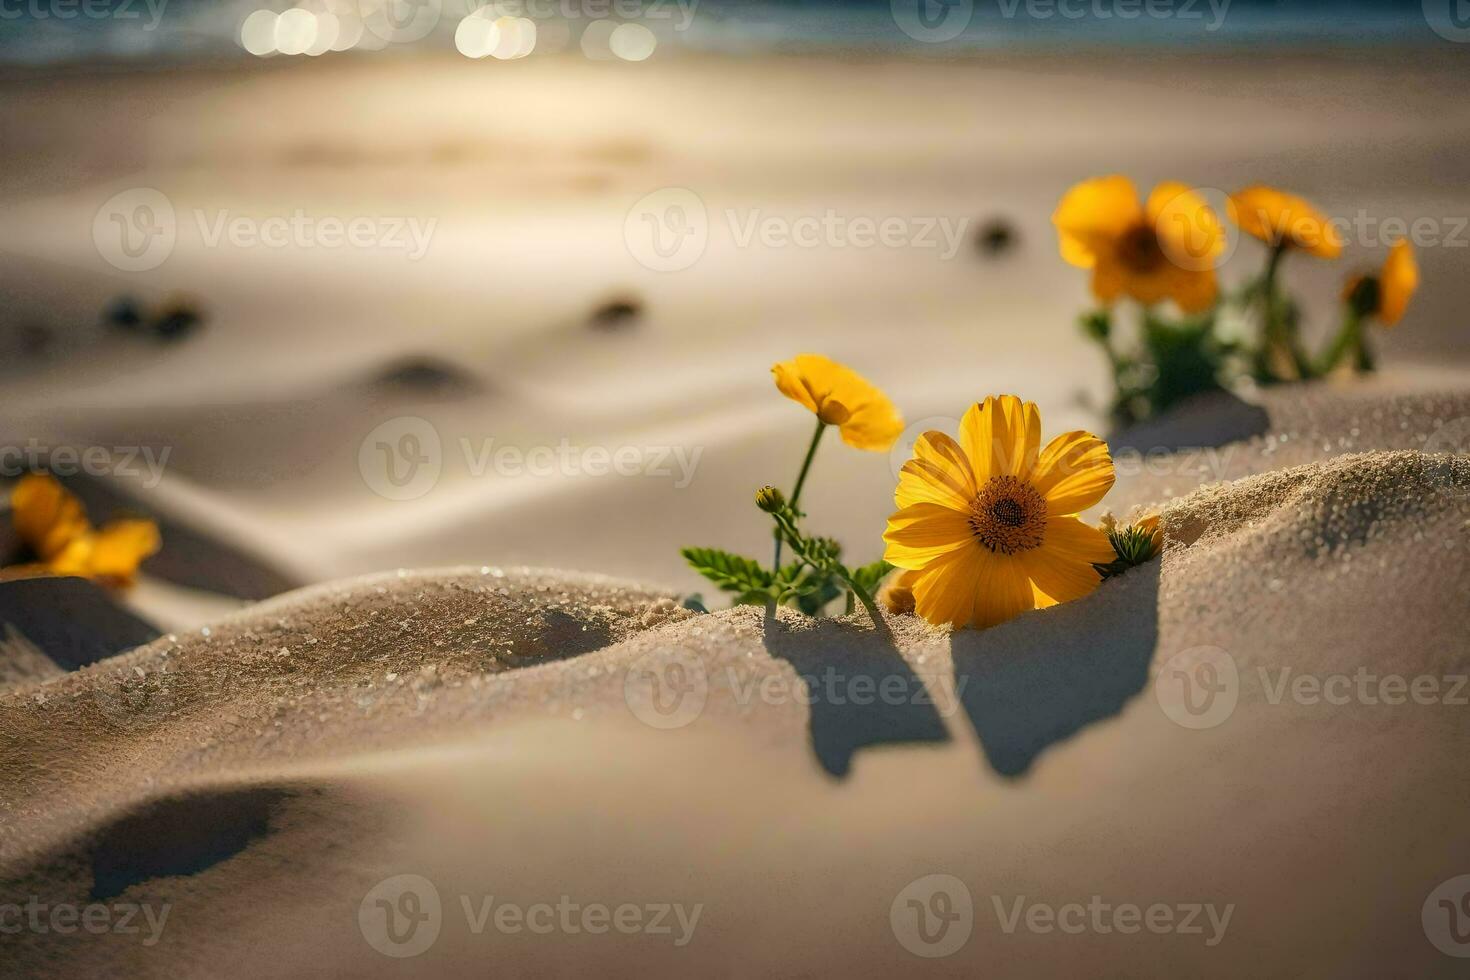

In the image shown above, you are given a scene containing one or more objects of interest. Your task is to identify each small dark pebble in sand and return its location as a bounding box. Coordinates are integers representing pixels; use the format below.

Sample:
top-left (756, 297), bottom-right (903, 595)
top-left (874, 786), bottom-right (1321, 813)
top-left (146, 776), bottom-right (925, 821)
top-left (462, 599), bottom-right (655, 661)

top-left (975, 218), bottom-right (1018, 257)
top-left (589, 295), bottom-right (643, 330)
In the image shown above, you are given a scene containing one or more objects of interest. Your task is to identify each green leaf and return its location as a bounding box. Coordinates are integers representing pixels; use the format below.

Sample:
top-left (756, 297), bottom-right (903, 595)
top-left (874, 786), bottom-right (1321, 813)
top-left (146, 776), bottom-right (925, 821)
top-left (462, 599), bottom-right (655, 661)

top-left (848, 559), bottom-right (895, 595)
top-left (680, 547), bottom-right (772, 596)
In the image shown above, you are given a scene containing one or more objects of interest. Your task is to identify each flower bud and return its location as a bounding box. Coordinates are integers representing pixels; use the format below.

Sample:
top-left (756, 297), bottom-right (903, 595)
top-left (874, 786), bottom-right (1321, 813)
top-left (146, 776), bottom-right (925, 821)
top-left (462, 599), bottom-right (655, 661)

top-left (755, 485), bottom-right (786, 513)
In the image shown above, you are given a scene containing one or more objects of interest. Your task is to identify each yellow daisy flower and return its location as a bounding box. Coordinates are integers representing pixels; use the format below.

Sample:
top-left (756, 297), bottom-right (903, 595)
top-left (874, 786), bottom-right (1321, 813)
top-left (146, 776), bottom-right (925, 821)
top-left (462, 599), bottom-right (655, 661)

top-left (883, 395), bottom-right (1117, 630)
top-left (1052, 175), bottom-right (1223, 314)
top-left (1229, 185), bottom-right (1343, 259)
top-left (1374, 238), bottom-right (1419, 327)
top-left (4, 473), bottom-right (160, 586)
top-left (772, 354), bottom-right (903, 451)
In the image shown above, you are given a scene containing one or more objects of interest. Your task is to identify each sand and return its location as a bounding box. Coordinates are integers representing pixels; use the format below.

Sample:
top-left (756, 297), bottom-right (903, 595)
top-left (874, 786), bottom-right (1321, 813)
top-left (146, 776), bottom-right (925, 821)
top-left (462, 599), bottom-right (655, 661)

top-left (3, 48), bottom-right (1470, 630)
top-left (3, 46), bottom-right (1470, 978)
top-left (2, 396), bottom-right (1468, 975)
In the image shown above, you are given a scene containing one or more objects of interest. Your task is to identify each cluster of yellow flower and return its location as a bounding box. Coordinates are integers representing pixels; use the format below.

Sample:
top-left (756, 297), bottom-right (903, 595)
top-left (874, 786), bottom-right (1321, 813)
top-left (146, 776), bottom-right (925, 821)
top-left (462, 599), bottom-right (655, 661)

top-left (1053, 177), bottom-right (1419, 424)
top-left (683, 356), bottom-right (1157, 632)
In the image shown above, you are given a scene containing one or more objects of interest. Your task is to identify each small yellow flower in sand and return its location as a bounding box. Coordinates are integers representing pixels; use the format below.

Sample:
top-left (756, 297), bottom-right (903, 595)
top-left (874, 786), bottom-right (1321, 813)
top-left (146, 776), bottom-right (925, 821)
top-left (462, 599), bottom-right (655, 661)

top-left (1229, 185), bottom-right (1343, 259)
top-left (883, 395), bottom-right (1116, 630)
top-left (1052, 175), bottom-right (1224, 314)
top-left (1345, 238), bottom-right (1419, 327)
top-left (4, 474), bottom-right (160, 586)
top-left (772, 354), bottom-right (903, 451)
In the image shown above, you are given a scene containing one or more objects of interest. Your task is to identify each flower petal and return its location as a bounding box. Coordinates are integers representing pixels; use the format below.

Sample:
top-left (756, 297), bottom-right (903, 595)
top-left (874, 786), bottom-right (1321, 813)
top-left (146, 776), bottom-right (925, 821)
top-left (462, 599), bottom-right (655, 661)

top-left (897, 457), bottom-right (973, 511)
top-left (1148, 181), bottom-right (1225, 271)
top-left (958, 395), bottom-right (1040, 484)
top-left (771, 357), bottom-right (821, 414)
top-left (971, 552), bottom-right (1036, 629)
top-left (1052, 175), bottom-right (1143, 265)
top-left (11, 473), bottom-right (90, 561)
top-left (1020, 537), bottom-right (1104, 607)
top-left (772, 354), bottom-right (903, 451)
top-left (1043, 516), bottom-right (1117, 565)
top-left (883, 502), bottom-right (974, 569)
top-left (86, 520), bottom-right (161, 584)
top-left (1378, 238), bottom-right (1418, 327)
top-left (1032, 430), bottom-right (1115, 515)
top-left (910, 544), bottom-right (985, 628)
top-left (839, 396), bottom-right (905, 452)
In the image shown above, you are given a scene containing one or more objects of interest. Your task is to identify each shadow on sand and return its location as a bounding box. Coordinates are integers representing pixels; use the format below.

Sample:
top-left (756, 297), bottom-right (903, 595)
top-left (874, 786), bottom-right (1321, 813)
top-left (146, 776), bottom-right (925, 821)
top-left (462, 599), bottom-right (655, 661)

top-left (762, 606), bottom-right (948, 779)
top-left (950, 563), bottom-right (1160, 778)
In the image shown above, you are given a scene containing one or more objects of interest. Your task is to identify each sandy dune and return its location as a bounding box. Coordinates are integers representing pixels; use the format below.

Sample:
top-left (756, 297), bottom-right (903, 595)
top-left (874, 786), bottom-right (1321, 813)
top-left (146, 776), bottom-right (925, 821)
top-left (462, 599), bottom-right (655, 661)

top-left (2, 385), bottom-right (1468, 975)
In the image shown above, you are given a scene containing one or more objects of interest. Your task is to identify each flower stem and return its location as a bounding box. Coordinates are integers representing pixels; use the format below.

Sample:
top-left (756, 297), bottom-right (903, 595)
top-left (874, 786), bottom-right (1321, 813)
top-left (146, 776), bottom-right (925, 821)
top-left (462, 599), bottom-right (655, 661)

top-left (772, 420), bottom-right (827, 571)
top-left (1316, 306), bottom-right (1366, 376)
top-left (769, 510), bottom-right (885, 630)
top-left (1255, 244), bottom-right (1296, 380)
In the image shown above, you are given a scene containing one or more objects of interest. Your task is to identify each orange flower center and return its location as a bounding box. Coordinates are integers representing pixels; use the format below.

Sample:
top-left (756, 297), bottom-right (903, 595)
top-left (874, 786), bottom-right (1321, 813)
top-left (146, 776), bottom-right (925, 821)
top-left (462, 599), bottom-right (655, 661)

top-left (968, 476), bottom-right (1047, 555)
top-left (1117, 223), bottom-right (1166, 274)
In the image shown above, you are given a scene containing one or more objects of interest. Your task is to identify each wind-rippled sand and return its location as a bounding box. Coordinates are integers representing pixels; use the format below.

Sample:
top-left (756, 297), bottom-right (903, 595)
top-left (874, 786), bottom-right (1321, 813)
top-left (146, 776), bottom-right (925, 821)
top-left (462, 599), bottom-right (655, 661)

top-left (2, 387), bottom-right (1468, 978)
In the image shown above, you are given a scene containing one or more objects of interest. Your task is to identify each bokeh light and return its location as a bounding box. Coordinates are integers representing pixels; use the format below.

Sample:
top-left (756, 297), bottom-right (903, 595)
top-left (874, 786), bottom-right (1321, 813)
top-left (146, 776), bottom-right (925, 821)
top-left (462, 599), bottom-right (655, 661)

top-left (609, 22), bottom-right (656, 62)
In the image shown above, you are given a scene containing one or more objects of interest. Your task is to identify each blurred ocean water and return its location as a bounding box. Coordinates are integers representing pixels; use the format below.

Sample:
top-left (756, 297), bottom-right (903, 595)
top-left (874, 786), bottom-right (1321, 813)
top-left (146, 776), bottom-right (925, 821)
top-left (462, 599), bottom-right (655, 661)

top-left (0, 0), bottom-right (1447, 66)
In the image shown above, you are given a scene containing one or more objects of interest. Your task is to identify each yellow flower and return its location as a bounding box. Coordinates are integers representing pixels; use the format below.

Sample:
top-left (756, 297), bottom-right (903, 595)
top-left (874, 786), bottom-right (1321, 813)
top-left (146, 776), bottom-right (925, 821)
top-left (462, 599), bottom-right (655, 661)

top-left (772, 354), bottom-right (903, 451)
top-left (1229, 185), bottom-right (1343, 259)
top-left (1052, 175), bottom-right (1223, 314)
top-left (883, 396), bottom-right (1116, 630)
top-left (4, 474), bottom-right (160, 586)
top-left (1374, 238), bottom-right (1418, 327)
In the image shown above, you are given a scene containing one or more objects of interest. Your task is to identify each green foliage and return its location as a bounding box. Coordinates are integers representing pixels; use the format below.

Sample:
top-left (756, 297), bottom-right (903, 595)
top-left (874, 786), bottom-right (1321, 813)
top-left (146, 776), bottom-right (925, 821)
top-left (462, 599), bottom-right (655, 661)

top-left (848, 559), bottom-right (895, 596)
